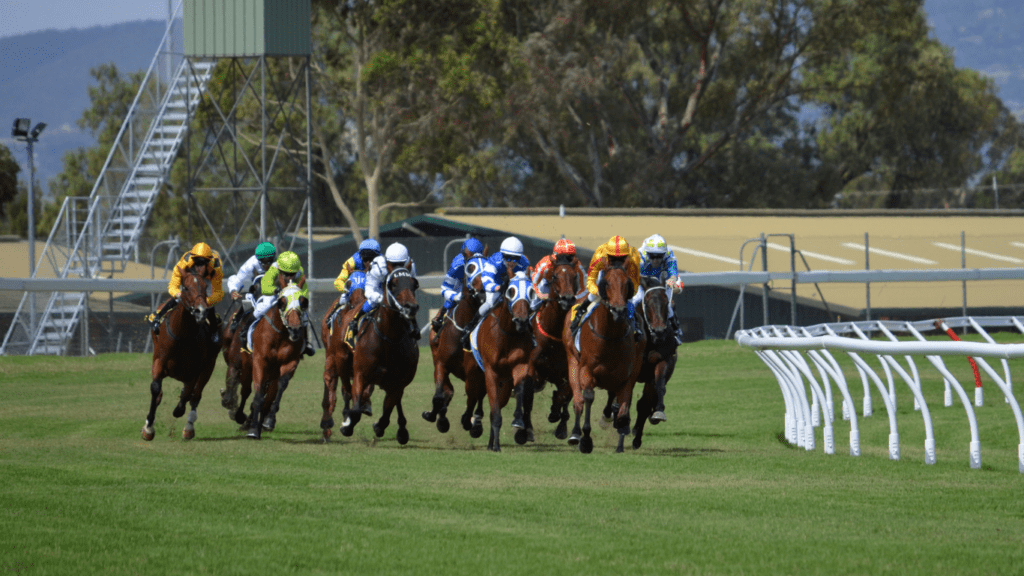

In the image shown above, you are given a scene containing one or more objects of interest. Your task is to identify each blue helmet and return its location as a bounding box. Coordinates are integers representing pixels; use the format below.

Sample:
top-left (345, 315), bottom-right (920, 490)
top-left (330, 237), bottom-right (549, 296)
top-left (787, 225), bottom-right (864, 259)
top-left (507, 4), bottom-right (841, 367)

top-left (358, 239), bottom-right (381, 254)
top-left (462, 238), bottom-right (484, 255)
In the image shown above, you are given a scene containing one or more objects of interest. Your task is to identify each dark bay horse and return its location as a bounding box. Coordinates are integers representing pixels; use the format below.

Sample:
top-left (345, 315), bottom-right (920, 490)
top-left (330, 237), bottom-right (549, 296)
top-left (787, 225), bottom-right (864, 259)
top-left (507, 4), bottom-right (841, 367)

top-left (563, 262), bottom-right (645, 453)
top-left (340, 269), bottom-right (420, 443)
top-left (246, 284), bottom-right (309, 439)
top-left (319, 272), bottom-right (367, 442)
top-left (474, 272), bottom-right (536, 451)
top-left (521, 254), bottom-right (585, 440)
top-left (142, 269), bottom-right (220, 441)
top-left (631, 278), bottom-right (678, 448)
top-left (423, 256), bottom-right (487, 433)
top-left (219, 299), bottom-right (252, 419)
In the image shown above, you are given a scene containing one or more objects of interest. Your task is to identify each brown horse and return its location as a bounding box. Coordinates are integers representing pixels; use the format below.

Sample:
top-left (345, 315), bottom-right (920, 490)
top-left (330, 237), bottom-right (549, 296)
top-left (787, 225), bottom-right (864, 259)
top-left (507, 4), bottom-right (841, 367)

top-left (142, 269), bottom-right (221, 441)
top-left (340, 269), bottom-right (420, 443)
top-left (472, 272), bottom-right (536, 451)
top-left (520, 254), bottom-right (586, 441)
top-left (563, 262), bottom-right (645, 453)
top-left (246, 284), bottom-right (309, 439)
top-left (423, 256), bottom-right (488, 433)
top-left (631, 278), bottom-right (678, 449)
top-left (219, 299), bottom-right (252, 418)
top-left (319, 271), bottom-right (367, 441)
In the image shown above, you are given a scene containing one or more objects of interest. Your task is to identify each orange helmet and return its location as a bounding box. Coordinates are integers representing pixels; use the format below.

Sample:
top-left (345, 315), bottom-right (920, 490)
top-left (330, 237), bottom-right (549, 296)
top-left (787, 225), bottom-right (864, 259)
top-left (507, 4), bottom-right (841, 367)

top-left (190, 242), bottom-right (213, 259)
top-left (554, 238), bottom-right (576, 256)
top-left (604, 235), bottom-right (631, 257)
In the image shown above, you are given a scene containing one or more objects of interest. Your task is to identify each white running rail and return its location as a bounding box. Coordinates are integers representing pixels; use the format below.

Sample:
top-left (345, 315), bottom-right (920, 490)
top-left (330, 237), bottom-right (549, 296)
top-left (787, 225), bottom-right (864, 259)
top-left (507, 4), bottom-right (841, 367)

top-left (735, 316), bottom-right (1024, 473)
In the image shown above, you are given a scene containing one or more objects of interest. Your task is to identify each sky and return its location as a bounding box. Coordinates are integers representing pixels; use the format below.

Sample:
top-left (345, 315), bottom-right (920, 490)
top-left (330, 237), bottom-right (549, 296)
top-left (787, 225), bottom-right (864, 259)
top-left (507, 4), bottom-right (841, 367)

top-left (0, 0), bottom-right (173, 39)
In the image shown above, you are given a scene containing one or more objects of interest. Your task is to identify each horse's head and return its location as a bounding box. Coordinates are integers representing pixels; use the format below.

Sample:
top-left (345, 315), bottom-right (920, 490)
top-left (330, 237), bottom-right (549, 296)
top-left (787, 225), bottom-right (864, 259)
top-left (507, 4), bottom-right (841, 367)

top-left (385, 268), bottom-right (420, 323)
top-left (641, 284), bottom-right (671, 342)
top-left (504, 272), bottom-right (536, 335)
top-left (462, 256), bottom-right (488, 307)
top-left (550, 254), bottom-right (583, 312)
top-left (277, 284), bottom-right (306, 342)
top-left (597, 259), bottom-right (634, 322)
top-left (179, 269), bottom-right (210, 324)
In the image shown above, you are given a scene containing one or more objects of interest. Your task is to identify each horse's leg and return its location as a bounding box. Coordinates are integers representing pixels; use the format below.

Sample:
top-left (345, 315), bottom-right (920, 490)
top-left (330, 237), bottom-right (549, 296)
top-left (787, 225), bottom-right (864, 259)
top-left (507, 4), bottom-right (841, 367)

top-left (343, 370), bottom-right (365, 436)
top-left (633, 380), bottom-right (655, 450)
top-left (394, 395), bottom-right (410, 445)
top-left (522, 375), bottom-right (536, 443)
top-left (485, 370), bottom-right (502, 452)
top-left (567, 356), bottom-right (584, 446)
top-left (512, 378), bottom-right (526, 444)
top-left (142, 376), bottom-right (165, 441)
top-left (321, 360), bottom-right (338, 442)
top-left (601, 392), bottom-right (616, 422)
top-left (183, 357), bottom-right (217, 440)
top-left (264, 372), bottom-right (294, 432)
top-left (221, 351), bottom-right (240, 412)
top-left (650, 359), bottom-right (672, 424)
top-left (471, 395), bottom-right (485, 439)
top-left (555, 382), bottom-right (571, 440)
top-left (579, 386), bottom-right (595, 454)
top-left (434, 373), bottom-right (453, 434)
top-left (512, 365), bottom-right (532, 445)
top-left (247, 358), bottom-right (270, 440)
top-left (372, 390), bottom-right (396, 439)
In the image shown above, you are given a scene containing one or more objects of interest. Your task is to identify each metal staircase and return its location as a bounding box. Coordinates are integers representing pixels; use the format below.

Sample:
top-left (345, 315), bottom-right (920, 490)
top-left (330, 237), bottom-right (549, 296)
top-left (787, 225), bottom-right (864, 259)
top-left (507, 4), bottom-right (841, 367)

top-left (1, 37), bottom-right (215, 355)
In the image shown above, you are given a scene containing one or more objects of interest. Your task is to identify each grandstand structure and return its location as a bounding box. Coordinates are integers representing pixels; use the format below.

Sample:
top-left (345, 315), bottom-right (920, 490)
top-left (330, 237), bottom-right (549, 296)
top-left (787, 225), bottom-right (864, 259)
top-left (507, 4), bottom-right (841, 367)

top-left (1, 0), bottom-right (314, 355)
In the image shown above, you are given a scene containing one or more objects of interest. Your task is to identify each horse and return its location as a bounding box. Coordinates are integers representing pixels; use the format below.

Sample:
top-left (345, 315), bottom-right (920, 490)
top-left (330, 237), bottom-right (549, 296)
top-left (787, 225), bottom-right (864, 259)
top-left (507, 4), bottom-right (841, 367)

top-left (219, 298), bottom-right (253, 419)
top-left (519, 253), bottom-right (586, 441)
top-left (422, 256), bottom-right (488, 433)
top-left (319, 272), bottom-right (368, 442)
top-left (141, 269), bottom-right (221, 441)
top-left (245, 284), bottom-right (310, 439)
top-left (562, 262), bottom-right (645, 453)
top-left (339, 268), bottom-right (420, 443)
top-left (631, 276), bottom-right (678, 449)
top-left (470, 272), bottom-right (536, 451)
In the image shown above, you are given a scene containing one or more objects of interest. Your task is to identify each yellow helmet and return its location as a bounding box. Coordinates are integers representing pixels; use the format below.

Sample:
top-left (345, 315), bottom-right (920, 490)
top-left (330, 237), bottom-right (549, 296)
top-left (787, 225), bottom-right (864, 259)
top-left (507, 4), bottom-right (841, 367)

top-left (277, 251), bottom-right (301, 273)
top-left (605, 235), bottom-right (631, 257)
top-left (190, 242), bottom-right (213, 259)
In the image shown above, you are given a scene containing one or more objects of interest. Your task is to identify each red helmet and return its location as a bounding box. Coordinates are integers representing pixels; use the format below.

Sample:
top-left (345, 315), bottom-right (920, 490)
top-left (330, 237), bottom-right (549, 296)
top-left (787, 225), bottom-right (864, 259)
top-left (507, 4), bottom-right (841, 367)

top-left (554, 238), bottom-right (576, 256)
top-left (605, 235), bottom-right (631, 257)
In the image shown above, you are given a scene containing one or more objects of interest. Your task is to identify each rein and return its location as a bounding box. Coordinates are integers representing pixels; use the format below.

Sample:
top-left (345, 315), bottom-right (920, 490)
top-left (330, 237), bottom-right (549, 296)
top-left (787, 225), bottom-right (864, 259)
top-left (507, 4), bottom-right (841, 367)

top-left (534, 299), bottom-right (563, 341)
top-left (585, 301), bottom-right (631, 342)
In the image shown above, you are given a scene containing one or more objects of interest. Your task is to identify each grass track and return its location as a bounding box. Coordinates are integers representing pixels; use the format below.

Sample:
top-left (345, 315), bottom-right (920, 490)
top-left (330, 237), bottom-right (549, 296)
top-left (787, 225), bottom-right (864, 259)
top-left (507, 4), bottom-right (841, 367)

top-left (2, 338), bottom-right (1023, 575)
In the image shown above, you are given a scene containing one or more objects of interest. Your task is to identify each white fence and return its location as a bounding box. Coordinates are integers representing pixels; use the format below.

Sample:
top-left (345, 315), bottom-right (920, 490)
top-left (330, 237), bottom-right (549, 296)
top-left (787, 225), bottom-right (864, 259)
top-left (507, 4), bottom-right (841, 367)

top-left (735, 316), bottom-right (1024, 473)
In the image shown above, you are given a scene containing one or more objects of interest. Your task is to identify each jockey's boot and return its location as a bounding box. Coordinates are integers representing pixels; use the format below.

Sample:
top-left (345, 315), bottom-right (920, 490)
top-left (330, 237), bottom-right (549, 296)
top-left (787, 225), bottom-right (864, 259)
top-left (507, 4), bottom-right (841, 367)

top-left (669, 315), bottom-right (684, 345)
top-left (568, 302), bottom-right (587, 334)
top-left (430, 307), bottom-right (445, 333)
top-left (229, 308), bottom-right (245, 331)
top-left (346, 309), bottom-right (366, 347)
top-left (459, 327), bottom-right (472, 350)
top-left (147, 299), bottom-right (177, 334)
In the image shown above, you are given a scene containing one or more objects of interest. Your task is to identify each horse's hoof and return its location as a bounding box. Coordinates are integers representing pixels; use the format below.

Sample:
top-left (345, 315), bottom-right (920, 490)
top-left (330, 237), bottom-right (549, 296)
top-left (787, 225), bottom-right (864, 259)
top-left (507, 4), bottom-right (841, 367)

top-left (514, 428), bottom-right (528, 445)
top-left (547, 410), bottom-right (560, 424)
top-left (579, 436), bottom-right (594, 454)
top-left (341, 426), bottom-right (354, 437)
top-left (650, 411), bottom-right (666, 425)
top-left (247, 428), bottom-right (261, 440)
top-left (422, 410), bottom-right (437, 423)
top-left (567, 433), bottom-right (581, 446)
top-left (361, 404), bottom-right (373, 417)
top-left (460, 413), bottom-right (472, 431)
top-left (527, 429), bottom-right (535, 443)
top-left (511, 418), bottom-right (525, 431)
top-left (322, 428), bottom-right (332, 442)
top-left (141, 426), bottom-right (155, 441)
top-left (470, 423), bottom-right (484, 439)
top-left (555, 423), bottom-right (568, 440)
top-left (436, 416), bottom-right (450, 434)
top-left (172, 404), bottom-right (186, 418)
top-left (373, 422), bottom-right (385, 438)
top-left (632, 436), bottom-right (642, 450)
top-left (234, 411), bottom-right (247, 425)
top-left (321, 417), bottom-right (335, 430)
top-left (396, 429), bottom-right (410, 445)
top-left (182, 427), bottom-right (195, 440)
top-left (262, 418), bottom-right (276, 432)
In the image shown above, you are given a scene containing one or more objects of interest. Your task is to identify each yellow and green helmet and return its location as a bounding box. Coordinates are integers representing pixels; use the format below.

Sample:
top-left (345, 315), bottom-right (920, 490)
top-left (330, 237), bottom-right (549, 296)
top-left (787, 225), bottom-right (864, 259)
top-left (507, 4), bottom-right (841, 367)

top-left (277, 251), bottom-right (301, 273)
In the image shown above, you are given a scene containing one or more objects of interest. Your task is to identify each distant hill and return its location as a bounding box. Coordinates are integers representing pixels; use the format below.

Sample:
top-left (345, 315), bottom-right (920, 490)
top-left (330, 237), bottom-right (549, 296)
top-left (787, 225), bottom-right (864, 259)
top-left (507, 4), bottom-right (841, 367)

top-left (0, 21), bottom-right (168, 190)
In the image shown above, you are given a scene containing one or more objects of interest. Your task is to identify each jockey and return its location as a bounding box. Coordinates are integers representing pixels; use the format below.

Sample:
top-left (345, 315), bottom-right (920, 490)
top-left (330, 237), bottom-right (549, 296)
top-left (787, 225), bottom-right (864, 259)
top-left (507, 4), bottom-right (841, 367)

top-left (460, 236), bottom-right (531, 347)
top-left (568, 235), bottom-right (642, 336)
top-left (430, 237), bottom-right (485, 332)
top-left (226, 241), bottom-right (277, 330)
top-left (245, 251), bottom-right (315, 357)
top-left (331, 238), bottom-right (381, 314)
top-left (348, 242), bottom-right (420, 341)
top-left (630, 233), bottom-right (685, 344)
top-left (147, 241), bottom-right (224, 343)
top-left (530, 237), bottom-right (585, 310)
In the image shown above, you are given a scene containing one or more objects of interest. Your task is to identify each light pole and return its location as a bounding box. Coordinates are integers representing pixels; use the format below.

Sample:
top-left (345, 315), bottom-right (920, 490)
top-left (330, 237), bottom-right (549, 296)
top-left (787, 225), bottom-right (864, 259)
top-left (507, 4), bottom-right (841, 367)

top-left (12, 118), bottom-right (46, 340)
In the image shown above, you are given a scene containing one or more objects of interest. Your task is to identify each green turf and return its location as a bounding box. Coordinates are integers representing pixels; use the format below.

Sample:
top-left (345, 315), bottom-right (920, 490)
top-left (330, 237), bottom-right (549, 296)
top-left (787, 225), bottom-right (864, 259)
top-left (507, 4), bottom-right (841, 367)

top-left (2, 338), bottom-right (1023, 575)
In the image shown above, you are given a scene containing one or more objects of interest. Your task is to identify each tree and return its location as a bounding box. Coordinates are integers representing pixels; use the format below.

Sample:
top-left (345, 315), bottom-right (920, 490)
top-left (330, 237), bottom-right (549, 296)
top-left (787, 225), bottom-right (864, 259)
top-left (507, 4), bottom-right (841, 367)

top-left (0, 143), bottom-right (20, 221)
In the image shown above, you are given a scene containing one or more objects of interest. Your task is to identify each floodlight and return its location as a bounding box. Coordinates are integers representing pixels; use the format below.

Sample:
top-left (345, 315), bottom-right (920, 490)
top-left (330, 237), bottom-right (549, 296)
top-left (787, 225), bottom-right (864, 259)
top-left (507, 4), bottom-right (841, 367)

top-left (11, 118), bottom-right (30, 139)
top-left (30, 123), bottom-right (46, 139)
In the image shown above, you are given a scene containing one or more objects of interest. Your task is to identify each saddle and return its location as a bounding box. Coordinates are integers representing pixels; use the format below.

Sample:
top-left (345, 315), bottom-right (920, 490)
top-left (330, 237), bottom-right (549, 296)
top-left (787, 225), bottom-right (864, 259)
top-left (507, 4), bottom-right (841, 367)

top-left (344, 313), bottom-right (370, 349)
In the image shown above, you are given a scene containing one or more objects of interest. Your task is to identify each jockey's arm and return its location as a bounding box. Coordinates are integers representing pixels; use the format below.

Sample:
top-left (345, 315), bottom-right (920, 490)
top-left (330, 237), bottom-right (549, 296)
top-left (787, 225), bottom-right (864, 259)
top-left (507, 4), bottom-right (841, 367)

top-left (227, 255), bottom-right (259, 299)
top-left (259, 266), bottom-right (280, 296)
top-left (333, 256), bottom-right (357, 292)
top-left (166, 254), bottom-right (189, 299)
top-left (295, 269), bottom-right (309, 298)
top-left (207, 263), bottom-right (225, 306)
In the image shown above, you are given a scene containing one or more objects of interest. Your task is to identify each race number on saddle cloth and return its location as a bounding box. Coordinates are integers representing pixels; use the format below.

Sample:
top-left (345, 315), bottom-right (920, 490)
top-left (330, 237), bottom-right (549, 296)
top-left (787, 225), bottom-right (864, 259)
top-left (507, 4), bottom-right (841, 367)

top-left (568, 235), bottom-right (642, 336)
top-left (347, 242), bottom-right (419, 343)
top-left (246, 251), bottom-right (310, 352)
top-left (468, 272), bottom-right (536, 370)
top-left (630, 233), bottom-right (685, 343)
top-left (432, 237), bottom-right (485, 331)
top-left (460, 237), bottom-right (531, 346)
top-left (531, 238), bottom-right (586, 310)
top-left (147, 242), bottom-right (224, 339)
top-left (333, 238), bottom-right (381, 310)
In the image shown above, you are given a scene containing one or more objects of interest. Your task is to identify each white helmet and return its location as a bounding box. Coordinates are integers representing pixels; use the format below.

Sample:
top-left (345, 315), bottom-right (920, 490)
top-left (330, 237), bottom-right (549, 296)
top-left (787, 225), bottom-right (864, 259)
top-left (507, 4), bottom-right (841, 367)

top-left (500, 237), bottom-right (524, 258)
top-left (385, 242), bottom-right (410, 263)
top-left (642, 234), bottom-right (668, 255)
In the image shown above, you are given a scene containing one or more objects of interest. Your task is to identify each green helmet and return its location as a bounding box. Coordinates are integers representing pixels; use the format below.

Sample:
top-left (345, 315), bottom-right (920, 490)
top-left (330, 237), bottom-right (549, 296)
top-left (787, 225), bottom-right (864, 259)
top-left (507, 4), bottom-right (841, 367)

top-left (277, 251), bottom-right (301, 273)
top-left (255, 242), bottom-right (276, 259)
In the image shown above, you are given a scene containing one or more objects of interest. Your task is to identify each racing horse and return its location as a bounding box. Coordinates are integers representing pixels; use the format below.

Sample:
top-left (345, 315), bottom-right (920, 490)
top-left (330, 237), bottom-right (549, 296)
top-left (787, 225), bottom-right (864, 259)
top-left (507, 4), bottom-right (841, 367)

top-left (141, 269), bottom-right (220, 441)
top-left (246, 284), bottom-right (310, 439)
top-left (319, 271), bottom-right (367, 442)
top-left (563, 261), bottom-right (645, 453)
top-left (471, 271), bottom-right (536, 451)
top-left (422, 256), bottom-right (488, 433)
top-left (631, 276), bottom-right (678, 449)
top-left (340, 268), bottom-right (420, 443)
top-left (519, 253), bottom-right (585, 441)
